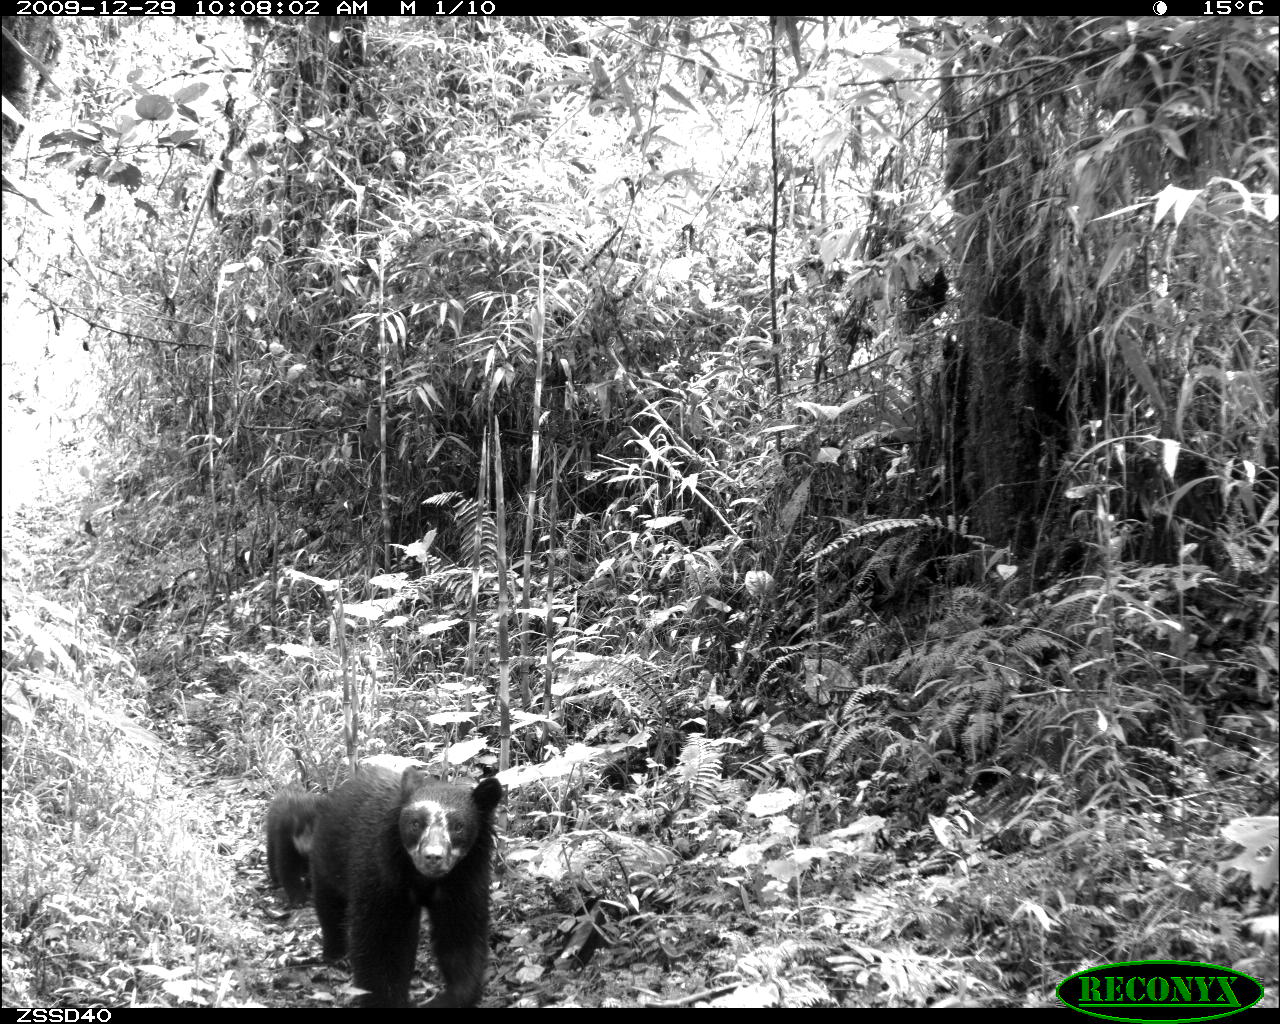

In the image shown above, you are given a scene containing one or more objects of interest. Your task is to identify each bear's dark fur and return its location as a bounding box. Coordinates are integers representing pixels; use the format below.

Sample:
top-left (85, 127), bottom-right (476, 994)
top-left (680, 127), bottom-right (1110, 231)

top-left (309, 766), bottom-right (503, 1007)
top-left (265, 785), bottom-right (324, 905)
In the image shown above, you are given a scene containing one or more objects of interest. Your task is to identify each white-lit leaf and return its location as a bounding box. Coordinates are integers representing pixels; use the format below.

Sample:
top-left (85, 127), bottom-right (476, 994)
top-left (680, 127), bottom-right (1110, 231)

top-left (746, 788), bottom-right (801, 817)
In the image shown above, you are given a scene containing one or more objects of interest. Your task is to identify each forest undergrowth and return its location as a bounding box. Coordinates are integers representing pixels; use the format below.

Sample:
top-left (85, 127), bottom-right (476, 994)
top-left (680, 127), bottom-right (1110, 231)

top-left (3, 14), bottom-right (1276, 1009)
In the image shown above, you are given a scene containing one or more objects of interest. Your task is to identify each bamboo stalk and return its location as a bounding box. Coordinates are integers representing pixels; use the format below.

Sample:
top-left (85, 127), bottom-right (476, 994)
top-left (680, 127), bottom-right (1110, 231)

top-left (492, 413), bottom-right (511, 772)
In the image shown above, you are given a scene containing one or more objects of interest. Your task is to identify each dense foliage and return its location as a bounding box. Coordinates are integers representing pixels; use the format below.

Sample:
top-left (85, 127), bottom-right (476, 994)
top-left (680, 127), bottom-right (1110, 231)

top-left (3, 15), bottom-right (1275, 1008)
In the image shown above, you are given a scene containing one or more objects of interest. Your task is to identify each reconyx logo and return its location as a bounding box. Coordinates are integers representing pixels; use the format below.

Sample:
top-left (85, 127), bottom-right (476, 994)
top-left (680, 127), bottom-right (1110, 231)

top-left (1057, 960), bottom-right (1264, 1022)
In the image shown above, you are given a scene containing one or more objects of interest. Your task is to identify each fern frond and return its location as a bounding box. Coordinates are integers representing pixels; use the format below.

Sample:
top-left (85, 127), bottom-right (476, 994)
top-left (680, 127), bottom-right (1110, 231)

top-left (825, 723), bottom-right (897, 764)
top-left (843, 518), bottom-right (924, 541)
top-left (677, 735), bottom-right (723, 806)
top-left (839, 682), bottom-right (897, 715)
top-left (962, 710), bottom-right (999, 759)
top-left (421, 491), bottom-right (464, 509)
top-left (759, 647), bottom-right (804, 687)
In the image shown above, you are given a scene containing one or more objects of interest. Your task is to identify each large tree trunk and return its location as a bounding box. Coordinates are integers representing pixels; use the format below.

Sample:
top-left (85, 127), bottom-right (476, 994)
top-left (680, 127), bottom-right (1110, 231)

top-left (2, 16), bottom-right (62, 159)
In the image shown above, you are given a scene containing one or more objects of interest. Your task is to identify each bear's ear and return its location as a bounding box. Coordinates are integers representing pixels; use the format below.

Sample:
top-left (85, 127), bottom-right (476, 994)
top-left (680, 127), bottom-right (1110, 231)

top-left (400, 766), bottom-right (430, 796)
top-left (472, 777), bottom-right (504, 814)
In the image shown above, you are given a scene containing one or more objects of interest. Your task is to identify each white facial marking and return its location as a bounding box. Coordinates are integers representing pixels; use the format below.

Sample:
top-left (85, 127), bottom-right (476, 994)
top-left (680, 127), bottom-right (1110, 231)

top-left (406, 799), bottom-right (461, 877)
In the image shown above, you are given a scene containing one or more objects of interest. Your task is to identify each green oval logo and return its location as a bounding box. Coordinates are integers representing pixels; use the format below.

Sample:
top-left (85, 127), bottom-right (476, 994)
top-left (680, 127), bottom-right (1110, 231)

top-left (1057, 960), bottom-right (1264, 1022)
